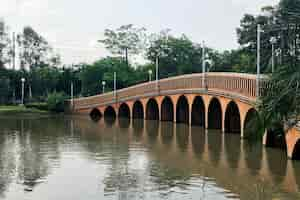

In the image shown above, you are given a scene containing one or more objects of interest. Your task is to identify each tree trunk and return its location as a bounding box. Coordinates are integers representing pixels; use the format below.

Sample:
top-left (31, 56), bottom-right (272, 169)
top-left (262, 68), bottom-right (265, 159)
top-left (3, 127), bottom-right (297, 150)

top-left (125, 47), bottom-right (128, 67)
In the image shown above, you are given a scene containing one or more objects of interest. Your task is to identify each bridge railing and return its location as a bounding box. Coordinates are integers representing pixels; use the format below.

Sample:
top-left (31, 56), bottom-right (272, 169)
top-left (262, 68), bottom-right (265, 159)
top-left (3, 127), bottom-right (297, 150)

top-left (71, 72), bottom-right (268, 110)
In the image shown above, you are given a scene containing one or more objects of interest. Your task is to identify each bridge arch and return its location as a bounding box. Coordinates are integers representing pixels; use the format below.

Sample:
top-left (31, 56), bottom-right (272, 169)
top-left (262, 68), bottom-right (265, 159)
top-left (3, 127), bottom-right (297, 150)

top-left (191, 96), bottom-right (205, 127)
top-left (132, 100), bottom-right (144, 119)
top-left (176, 95), bottom-right (189, 124)
top-left (243, 108), bottom-right (260, 139)
top-left (90, 108), bottom-right (102, 121)
top-left (104, 106), bottom-right (116, 119)
top-left (225, 101), bottom-right (241, 134)
top-left (208, 97), bottom-right (222, 130)
top-left (118, 103), bottom-right (131, 118)
top-left (161, 96), bottom-right (174, 121)
top-left (292, 140), bottom-right (300, 160)
top-left (265, 125), bottom-right (286, 149)
top-left (146, 98), bottom-right (159, 120)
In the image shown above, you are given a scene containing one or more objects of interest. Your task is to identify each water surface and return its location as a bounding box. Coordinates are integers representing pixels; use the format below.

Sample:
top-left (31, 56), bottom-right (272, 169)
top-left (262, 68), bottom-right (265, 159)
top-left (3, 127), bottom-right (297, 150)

top-left (0, 115), bottom-right (299, 200)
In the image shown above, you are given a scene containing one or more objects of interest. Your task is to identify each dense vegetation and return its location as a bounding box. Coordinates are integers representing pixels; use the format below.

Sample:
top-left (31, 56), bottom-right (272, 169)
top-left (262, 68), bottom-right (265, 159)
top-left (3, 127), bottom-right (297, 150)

top-left (0, 0), bottom-right (298, 120)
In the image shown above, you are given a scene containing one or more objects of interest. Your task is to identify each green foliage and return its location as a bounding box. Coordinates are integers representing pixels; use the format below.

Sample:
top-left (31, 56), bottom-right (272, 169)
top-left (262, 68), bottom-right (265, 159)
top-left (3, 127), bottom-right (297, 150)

top-left (99, 24), bottom-right (146, 65)
top-left (236, 0), bottom-right (300, 73)
top-left (0, 20), bottom-right (12, 69)
top-left (259, 64), bottom-right (300, 130)
top-left (17, 26), bottom-right (60, 70)
top-left (79, 57), bottom-right (137, 96)
top-left (47, 92), bottom-right (67, 112)
top-left (25, 102), bottom-right (48, 111)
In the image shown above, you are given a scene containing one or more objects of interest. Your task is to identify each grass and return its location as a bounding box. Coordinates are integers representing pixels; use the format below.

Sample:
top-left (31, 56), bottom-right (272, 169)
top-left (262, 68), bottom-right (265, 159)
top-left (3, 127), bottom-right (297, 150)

top-left (0, 105), bottom-right (49, 115)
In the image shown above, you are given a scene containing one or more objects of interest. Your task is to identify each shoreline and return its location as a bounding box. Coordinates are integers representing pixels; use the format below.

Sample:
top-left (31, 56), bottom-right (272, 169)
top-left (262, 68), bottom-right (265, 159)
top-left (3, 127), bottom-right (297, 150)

top-left (0, 105), bottom-right (50, 115)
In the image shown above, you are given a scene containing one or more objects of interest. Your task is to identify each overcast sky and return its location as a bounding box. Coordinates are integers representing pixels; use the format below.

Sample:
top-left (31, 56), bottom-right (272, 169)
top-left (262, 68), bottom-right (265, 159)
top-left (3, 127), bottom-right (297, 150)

top-left (1, 0), bottom-right (279, 65)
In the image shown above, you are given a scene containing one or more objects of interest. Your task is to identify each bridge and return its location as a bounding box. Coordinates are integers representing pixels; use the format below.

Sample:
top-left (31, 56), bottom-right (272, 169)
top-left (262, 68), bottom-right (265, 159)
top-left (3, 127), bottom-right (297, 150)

top-left (67, 72), bottom-right (300, 160)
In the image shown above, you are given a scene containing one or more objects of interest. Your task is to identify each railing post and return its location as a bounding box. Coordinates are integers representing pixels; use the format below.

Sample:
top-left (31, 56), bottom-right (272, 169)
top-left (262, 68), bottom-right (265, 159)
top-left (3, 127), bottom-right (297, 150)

top-left (114, 72), bottom-right (117, 103)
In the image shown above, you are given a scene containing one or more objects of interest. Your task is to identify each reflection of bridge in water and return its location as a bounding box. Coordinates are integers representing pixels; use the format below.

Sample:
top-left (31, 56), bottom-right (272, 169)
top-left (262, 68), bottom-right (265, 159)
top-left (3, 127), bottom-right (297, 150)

top-left (73, 118), bottom-right (300, 199)
top-left (67, 72), bottom-right (300, 160)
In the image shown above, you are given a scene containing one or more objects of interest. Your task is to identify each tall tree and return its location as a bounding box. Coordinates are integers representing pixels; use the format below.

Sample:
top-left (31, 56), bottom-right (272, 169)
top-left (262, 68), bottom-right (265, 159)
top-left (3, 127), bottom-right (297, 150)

top-left (17, 26), bottom-right (51, 70)
top-left (0, 20), bottom-right (12, 69)
top-left (99, 24), bottom-right (146, 66)
top-left (146, 32), bottom-right (205, 78)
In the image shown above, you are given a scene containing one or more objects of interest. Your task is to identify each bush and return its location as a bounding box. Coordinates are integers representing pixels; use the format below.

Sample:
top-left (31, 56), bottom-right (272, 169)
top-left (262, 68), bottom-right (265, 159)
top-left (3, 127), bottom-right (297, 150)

top-left (47, 92), bottom-right (67, 112)
top-left (26, 102), bottom-right (48, 111)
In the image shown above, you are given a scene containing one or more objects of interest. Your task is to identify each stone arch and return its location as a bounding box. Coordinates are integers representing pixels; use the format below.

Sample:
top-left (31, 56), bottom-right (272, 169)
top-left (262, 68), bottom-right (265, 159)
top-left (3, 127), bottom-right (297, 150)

top-left (292, 140), bottom-right (300, 160)
top-left (191, 96), bottom-right (205, 127)
top-left (176, 95), bottom-right (189, 124)
top-left (118, 103), bottom-right (131, 118)
top-left (243, 108), bottom-right (260, 139)
top-left (132, 100), bottom-right (144, 119)
top-left (89, 108), bottom-right (102, 121)
top-left (104, 106), bottom-right (116, 119)
top-left (146, 98), bottom-right (159, 120)
top-left (208, 97), bottom-right (222, 129)
top-left (225, 101), bottom-right (241, 134)
top-left (161, 96), bottom-right (174, 121)
top-left (265, 124), bottom-right (286, 149)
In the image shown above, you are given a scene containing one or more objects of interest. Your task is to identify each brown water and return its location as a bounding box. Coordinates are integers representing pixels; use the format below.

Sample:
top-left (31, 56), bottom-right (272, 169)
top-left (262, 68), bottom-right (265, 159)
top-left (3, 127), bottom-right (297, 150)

top-left (0, 115), bottom-right (300, 200)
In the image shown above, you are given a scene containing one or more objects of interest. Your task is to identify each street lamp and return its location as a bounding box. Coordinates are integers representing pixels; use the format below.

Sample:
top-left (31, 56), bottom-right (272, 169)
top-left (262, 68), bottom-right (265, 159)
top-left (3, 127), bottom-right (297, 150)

top-left (113, 72), bottom-right (117, 101)
top-left (21, 78), bottom-right (25, 105)
top-left (257, 24), bottom-right (263, 97)
top-left (155, 56), bottom-right (159, 90)
top-left (71, 81), bottom-right (74, 108)
top-left (102, 80), bottom-right (106, 93)
top-left (148, 69), bottom-right (153, 82)
top-left (202, 41), bottom-right (206, 88)
top-left (270, 37), bottom-right (277, 73)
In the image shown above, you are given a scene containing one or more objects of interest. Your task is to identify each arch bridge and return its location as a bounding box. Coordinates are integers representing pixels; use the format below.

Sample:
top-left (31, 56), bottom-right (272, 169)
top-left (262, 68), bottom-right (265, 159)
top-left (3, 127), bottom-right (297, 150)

top-left (67, 72), bottom-right (300, 160)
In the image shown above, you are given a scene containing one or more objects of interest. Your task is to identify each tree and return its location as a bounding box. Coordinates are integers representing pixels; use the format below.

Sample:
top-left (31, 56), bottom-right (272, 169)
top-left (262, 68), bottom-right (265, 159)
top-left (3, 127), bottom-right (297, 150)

top-left (99, 24), bottom-right (146, 66)
top-left (256, 0), bottom-right (300, 135)
top-left (146, 32), bottom-right (204, 78)
top-left (17, 26), bottom-right (51, 70)
top-left (0, 20), bottom-right (11, 69)
top-left (236, 0), bottom-right (300, 73)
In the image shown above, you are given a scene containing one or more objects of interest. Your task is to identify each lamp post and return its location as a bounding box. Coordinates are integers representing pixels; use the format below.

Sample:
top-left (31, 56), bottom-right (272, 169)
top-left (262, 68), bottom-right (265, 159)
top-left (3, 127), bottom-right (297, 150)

top-left (148, 69), bottom-right (153, 82)
top-left (270, 37), bottom-right (277, 73)
top-left (202, 41), bottom-right (206, 88)
top-left (21, 78), bottom-right (25, 105)
top-left (71, 82), bottom-right (74, 108)
top-left (102, 81), bottom-right (106, 93)
top-left (155, 56), bottom-right (159, 90)
top-left (257, 24), bottom-right (263, 97)
top-left (114, 72), bottom-right (117, 101)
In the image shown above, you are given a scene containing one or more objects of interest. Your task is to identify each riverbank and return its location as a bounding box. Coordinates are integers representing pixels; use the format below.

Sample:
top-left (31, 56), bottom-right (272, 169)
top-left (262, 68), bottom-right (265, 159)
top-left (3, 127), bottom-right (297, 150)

top-left (0, 105), bottom-right (49, 115)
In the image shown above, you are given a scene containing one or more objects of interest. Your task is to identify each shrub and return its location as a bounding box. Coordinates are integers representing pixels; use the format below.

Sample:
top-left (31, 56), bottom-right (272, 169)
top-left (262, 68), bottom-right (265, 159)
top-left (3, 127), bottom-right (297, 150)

top-left (26, 102), bottom-right (48, 111)
top-left (47, 92), bottom-right (67, 112)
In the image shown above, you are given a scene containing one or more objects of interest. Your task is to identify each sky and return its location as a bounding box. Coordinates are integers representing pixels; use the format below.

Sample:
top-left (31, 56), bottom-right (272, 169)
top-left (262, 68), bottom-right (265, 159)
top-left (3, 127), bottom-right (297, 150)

top-left (1, 0), bottom-right (279, 65)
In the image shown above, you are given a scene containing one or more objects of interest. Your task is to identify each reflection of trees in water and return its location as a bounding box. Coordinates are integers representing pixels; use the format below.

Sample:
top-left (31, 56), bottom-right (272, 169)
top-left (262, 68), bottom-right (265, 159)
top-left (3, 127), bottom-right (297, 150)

top-left (0, 117), bottom-right (64, 194)
top-left (265, 148), bottom-right (287, 184)
top-left (101, 134), bottom-right (145, 200)
top-left (16, 118), bottom-right (63, 191)
top-left (243, 142), bottom-right (262, 176)
top-left (148, 162), bottom-right (191, 197)
top-left (0, 132), bottom-right (17, 198)
top-left (176, 124), bottom-right (189, 152)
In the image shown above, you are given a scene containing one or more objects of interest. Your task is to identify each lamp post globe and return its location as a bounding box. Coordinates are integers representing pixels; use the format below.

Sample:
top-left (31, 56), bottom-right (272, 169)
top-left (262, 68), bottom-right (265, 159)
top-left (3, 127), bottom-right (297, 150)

top-left (270, 37), bottom-right (277, 73)
top-left (21, 78), bottom-right (26, 105)
top-left (148, 69), bottom-right (153, 82)
top-left (102, 81), bottom-right (106, 93)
